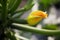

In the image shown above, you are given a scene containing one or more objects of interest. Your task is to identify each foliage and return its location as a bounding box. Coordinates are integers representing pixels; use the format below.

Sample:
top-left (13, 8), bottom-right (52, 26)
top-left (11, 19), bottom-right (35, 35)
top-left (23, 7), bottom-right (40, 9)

top-left (0, 0), bottom-right (34, 40)
top-left (0, 0), bottom-right (60, 40)
top-left (38, 0), bottom-right (60, 11)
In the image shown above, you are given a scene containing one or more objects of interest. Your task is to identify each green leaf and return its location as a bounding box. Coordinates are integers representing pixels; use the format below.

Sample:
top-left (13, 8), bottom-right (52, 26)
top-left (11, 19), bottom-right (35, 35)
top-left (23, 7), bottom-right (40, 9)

top-left (0, 4), bottom-right (2, 13)
top-left (9, 0), bottom-right (22, 14)
top-left (0, 6), bottom-right (2, 13)
top-left (0, 6), bottom-right (2, 9)
top-left (23, 0), bottom-right (34, 10)
top-left (12, 18), bottom-right (27, 24)
top-left (0, 0), bottom-right (2, 4)
top-left (6, 29), bottom-right (17, 40)
top-left (12, 12), bottom-right (24, 18)
top-left (11, 0), bottom-right (34, 16)
top-left (38, 0), bottom-right (59, 11)
top-left (15, 2), bottom-right (34, 13)
top-left (8, 0), bottom-right (16, 9)
top-left (11, 23), bottom-right (60, 36)
top-left (15, 34), bottom-right (29, 40)
top-left (0, 4), bottom-right (2, 7)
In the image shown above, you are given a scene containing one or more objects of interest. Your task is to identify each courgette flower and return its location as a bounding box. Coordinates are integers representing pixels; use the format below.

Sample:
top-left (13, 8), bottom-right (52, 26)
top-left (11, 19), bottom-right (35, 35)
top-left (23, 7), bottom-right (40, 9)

top-left (27, 10), bottom-right (48, 26)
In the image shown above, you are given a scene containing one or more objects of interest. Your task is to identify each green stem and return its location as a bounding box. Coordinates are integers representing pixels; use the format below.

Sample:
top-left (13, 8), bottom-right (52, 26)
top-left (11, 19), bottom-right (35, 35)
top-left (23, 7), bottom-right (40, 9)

top-left (12, 23), bottom-right (60, 36)
top-left (0, 0), bottom-right (8, 40)
top-left (1, 0), bottom-right (8, 24)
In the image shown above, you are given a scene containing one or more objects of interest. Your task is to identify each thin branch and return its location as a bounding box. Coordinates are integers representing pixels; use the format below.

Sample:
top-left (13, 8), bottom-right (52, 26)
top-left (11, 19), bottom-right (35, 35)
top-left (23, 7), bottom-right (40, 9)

top-left (11, 23), bottom-right (60, 36)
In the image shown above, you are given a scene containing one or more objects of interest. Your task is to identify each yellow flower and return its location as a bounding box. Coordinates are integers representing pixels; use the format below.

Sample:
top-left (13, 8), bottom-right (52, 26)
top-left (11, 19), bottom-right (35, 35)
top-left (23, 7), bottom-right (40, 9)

top-left (27, 10), bottom-right (48, 26)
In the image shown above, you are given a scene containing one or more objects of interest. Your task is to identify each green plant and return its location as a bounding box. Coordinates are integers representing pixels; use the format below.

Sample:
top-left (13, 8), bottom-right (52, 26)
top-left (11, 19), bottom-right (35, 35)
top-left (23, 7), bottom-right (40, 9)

top-left (0, 0), bottom-right (60, 40)
top-left (38, 0), bottom-right (59, 11)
